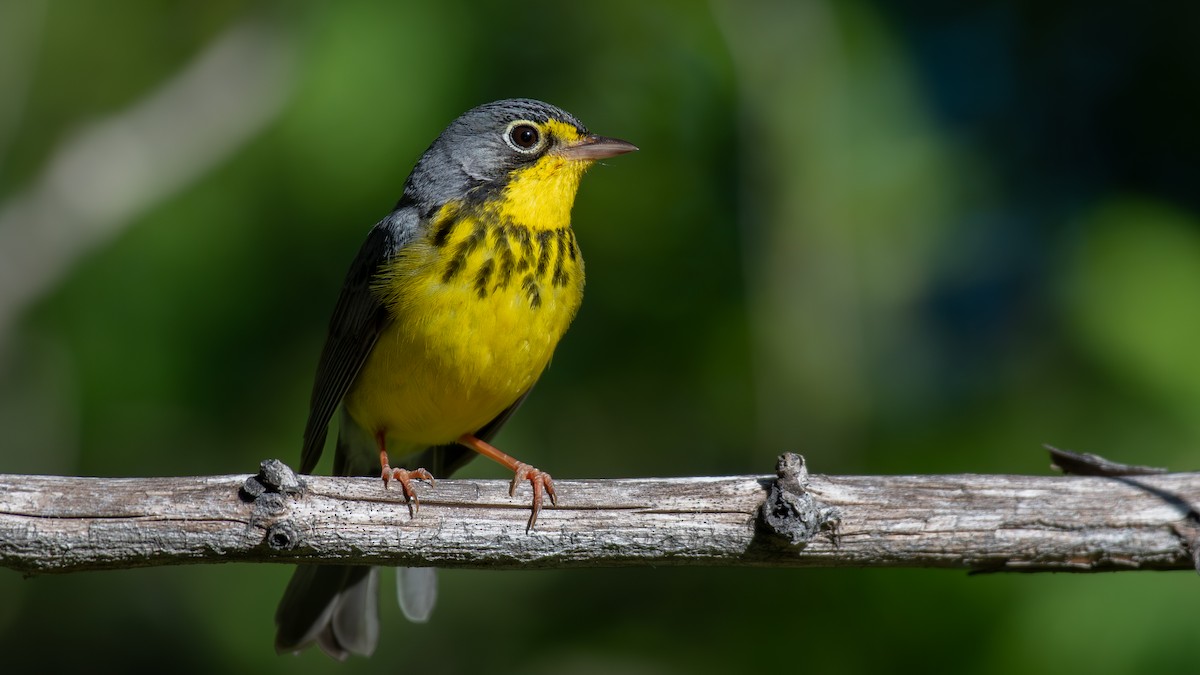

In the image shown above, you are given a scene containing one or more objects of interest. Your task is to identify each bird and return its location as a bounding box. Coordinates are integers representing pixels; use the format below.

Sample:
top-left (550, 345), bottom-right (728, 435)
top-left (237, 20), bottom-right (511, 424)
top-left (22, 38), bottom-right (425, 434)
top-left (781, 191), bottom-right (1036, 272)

top-left (273, 98), bottom-right (636, 660)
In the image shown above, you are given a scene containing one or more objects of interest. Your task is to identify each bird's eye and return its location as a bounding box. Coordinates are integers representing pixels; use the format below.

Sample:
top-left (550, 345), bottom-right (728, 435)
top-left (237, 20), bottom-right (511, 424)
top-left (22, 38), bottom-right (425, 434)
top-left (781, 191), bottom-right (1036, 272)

top-left (506, 123), bottom-right (542, 152)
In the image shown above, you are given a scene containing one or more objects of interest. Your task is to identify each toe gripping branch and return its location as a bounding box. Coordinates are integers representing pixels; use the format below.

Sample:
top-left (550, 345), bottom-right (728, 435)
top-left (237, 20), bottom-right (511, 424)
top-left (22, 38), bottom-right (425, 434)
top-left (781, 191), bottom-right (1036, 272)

top-left (376, 430), bottom-right (435, 517)
top-left (371, 433), bottom-right (556, 530)
top-left (380, 453), bottom-right (435, 517)
top-left (510, 461), bottom-right (557, 531)
top-left (459, 434), bottom-right (557, 531)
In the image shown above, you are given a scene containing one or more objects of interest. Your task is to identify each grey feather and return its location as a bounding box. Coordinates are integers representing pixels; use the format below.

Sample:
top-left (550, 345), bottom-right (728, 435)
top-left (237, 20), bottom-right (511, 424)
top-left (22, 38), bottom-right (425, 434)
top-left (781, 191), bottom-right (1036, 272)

top-left (326, 567), bottom-right (379, 657)
top-left (275, 565), bottom-right (378, 660)
top-left (395, 567), bottom-right (438, 623)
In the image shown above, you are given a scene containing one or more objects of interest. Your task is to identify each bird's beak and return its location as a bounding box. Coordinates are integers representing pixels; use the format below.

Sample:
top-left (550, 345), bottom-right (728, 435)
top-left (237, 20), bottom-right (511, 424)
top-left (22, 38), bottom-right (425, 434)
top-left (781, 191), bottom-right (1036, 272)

top-left (556, 135), bottom-right (639, 161)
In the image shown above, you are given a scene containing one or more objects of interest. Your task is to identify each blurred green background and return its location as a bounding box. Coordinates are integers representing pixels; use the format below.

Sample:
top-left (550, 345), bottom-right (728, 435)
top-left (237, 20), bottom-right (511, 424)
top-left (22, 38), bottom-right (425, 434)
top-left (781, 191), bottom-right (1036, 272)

top-left (2, 1), bottom-right (1198, 673)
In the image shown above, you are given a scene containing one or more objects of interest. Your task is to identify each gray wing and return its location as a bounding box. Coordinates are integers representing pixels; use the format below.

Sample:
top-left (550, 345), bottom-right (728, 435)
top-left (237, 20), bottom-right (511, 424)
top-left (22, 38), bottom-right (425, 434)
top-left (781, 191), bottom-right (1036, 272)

top-left (299, 208), bottom-right (420, 474)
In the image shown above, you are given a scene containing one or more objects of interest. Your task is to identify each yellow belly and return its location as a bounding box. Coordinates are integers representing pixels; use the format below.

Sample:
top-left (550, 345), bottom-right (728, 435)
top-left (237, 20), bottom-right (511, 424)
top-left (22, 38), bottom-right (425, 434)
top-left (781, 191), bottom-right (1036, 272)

top-left (343, 215), bottom-right (584, 446)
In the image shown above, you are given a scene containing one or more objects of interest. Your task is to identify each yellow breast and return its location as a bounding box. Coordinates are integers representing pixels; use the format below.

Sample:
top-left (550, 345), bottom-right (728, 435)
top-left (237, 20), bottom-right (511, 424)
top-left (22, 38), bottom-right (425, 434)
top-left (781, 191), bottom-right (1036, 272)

top-left (343, 201), bottom-right (585, 446)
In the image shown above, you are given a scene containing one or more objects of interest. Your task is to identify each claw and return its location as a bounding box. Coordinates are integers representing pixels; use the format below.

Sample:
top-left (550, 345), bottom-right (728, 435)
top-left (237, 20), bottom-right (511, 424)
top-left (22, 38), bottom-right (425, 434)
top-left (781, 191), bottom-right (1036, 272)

top-left (511, 462), bottom-right (556, 531)
top-left (455, 433), bottom-right (559, 531)
top-left (381, 465), bottom-right (434, 518)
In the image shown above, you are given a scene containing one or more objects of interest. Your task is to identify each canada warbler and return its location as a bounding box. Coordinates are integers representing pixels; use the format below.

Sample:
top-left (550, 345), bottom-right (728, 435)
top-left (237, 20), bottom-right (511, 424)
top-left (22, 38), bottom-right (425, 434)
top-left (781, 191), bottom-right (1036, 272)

top-left (274, 99), bottom-right (635, 659)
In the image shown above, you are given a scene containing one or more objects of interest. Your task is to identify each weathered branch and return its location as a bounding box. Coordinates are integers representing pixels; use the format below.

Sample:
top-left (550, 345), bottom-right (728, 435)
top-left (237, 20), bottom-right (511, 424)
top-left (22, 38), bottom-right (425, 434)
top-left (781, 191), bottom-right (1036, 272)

top-left (2, 454), bottom-right (1199, 575)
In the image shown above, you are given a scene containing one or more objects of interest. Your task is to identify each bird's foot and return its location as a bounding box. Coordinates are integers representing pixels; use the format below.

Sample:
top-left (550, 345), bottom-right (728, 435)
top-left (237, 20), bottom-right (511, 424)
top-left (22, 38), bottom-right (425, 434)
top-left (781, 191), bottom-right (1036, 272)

top-left (509, 462), bottom-right (556, 531)
top-left (381, 466), bottom-right (435, 517)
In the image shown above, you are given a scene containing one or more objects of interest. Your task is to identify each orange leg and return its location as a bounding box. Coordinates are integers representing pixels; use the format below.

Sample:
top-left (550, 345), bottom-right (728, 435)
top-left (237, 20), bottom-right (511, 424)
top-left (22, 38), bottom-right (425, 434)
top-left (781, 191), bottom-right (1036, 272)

top-left (377, 430), bottom-right (434, 517)
top-left (457, 433), bottom-right (556, 530)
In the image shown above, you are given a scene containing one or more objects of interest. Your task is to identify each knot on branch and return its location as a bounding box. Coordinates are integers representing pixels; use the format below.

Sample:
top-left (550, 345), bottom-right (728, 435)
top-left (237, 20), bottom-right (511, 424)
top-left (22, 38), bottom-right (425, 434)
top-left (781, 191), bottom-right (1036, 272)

top-left (266, 522), bottom-right (301, 551)
top-left (240, 459), bottom-right (307, 550)
top-left (240, 459), bottom-right (305, 505)
top-left (759, 453), bottom-right (840, 547)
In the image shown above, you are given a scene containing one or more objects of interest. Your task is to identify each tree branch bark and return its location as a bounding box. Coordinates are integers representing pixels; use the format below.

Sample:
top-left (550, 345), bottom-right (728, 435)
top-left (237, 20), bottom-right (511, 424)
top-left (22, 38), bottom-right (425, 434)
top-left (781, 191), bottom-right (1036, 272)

top-left (2, 454), bottom-right (1198, 575)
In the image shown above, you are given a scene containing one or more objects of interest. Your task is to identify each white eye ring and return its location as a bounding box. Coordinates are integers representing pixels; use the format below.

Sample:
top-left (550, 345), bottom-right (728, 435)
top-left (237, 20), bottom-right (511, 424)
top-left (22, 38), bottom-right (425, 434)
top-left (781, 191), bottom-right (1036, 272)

top-left (503, 120), bottom-right (546, 154)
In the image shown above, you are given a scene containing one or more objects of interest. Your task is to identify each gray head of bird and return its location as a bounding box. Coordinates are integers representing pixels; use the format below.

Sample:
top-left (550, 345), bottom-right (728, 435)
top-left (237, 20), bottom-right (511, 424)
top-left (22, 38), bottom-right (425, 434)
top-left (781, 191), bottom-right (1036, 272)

top-left (401, 98), bottom-right (637, 215)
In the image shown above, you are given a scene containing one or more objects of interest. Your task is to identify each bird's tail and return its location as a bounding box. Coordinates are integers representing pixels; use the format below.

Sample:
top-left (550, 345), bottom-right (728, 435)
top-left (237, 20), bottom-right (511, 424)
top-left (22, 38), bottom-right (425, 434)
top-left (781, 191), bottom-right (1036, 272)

top-left (275, 564), bottom-right (379, 660)
top-left (274, 411), bottom-right (476, 658)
